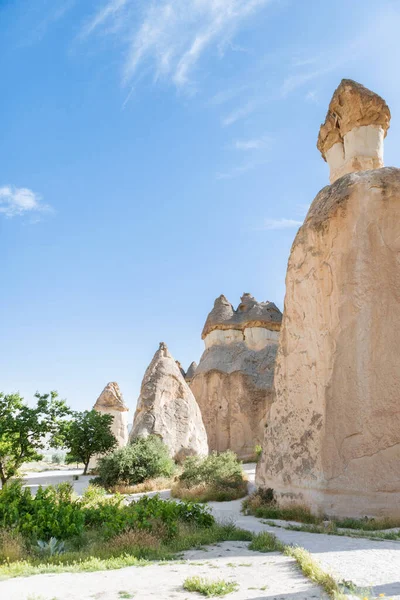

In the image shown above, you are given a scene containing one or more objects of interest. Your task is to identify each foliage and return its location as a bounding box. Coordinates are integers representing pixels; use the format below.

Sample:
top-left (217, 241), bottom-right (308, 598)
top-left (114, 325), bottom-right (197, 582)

top-left (0, 391), bottom-right (70, 485)
top-left (0, 529), bottom-right (26, 563)
top-left (36, 537), bottom-right (65, 557)
top-left (93, 435), bottom-right (175, 488)
top-left (254, 444), bottom-right (263, 460)
top-left (57, 410), bottom-right (117, 475)
top-left (0, 523), bottom-right (251, 579)
top-left (51, 453), bottom-right (64, 465)
top-left (183, 576), bottom-right (239, 597)
top-left (172, 451), bottom-right (247, 502)
top-left (0, 481), bottom-right (85, 541)
top-left (248, 531), bottom-right (282, 553)
top-left (0, 480), bottom-right (213, 545)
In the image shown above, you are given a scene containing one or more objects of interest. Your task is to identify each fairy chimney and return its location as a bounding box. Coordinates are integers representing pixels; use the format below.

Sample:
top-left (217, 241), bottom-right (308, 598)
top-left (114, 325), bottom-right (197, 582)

top-left (94, 382), bottom-right (129, 448)
top-left (190, 294), bottom-right (282, 460)
top-left (257, 80), bottom-right (400, 518)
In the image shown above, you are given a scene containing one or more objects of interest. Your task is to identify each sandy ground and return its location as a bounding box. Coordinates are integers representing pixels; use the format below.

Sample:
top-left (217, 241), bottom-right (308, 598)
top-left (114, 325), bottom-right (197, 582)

top-left (3, 463), bottom-right (400, 599)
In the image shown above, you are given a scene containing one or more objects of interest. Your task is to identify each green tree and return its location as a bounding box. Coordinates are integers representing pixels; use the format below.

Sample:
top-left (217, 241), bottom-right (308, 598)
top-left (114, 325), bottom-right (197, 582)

top-left (59, 410), bottom-right (117, 475)
top-left (0, 391), bottom-right (70, 486)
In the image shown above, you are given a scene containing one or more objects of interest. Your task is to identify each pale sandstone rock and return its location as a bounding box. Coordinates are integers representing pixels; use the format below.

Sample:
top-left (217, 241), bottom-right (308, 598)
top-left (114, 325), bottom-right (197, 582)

top-left (94, 382), bottom-right (129, 448)
top-left (257, 84), bottom-right (400, 517)
top-left (185, 361), bottom-right (198, 383)
top-left (317, 79), bottom-right (391, 183)
top-left (191, 294), bottom-right (282, 460)
top-left (130, 342), bottom-right (208, 462)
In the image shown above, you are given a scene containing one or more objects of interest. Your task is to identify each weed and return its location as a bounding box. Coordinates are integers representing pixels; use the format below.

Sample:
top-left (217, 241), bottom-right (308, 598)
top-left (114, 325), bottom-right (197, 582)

top-left (183, 576), bottom-right (239, 597)
top-left (249, 532), bottom-right (282, 553)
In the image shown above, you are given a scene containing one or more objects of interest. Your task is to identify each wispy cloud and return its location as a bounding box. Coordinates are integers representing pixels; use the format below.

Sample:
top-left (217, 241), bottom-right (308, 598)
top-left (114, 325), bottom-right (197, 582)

top-left (81, 0), bottom-right (273, 88)
top-left (0, 186), bottom-right (51, 218)
top-left (233, 135), bottom-right (271, 150)
top-left (261, 218), bottom-right (303, 230)
top-left (222, 100), bottom-right (258, 126)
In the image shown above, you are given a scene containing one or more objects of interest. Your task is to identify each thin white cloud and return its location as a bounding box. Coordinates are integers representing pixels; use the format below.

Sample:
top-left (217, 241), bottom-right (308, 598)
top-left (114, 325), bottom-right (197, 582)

top-left (81, 0), bottom-right (273, 88)
top-left (222, 100), bottom-right (258, 126)
top-left (233, 135), bottom-right (271, 150)
top-left (0, 186), bottom-right (51, 218)
top-left (261, 218), bottom-right (303, 230)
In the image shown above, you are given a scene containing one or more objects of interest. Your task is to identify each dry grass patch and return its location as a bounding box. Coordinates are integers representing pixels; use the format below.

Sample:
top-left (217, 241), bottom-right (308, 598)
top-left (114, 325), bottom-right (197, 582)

top-left (110, 477), bottom-right (174, 495)
top-left (172, 480), bottom-right (248, 503)
top-left (0, 530), bottom-right (27, 563)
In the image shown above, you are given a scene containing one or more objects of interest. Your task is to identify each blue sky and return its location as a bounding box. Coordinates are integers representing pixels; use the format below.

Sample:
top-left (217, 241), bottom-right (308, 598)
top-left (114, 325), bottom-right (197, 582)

top-left (2, 0), bottom-right (400, 412)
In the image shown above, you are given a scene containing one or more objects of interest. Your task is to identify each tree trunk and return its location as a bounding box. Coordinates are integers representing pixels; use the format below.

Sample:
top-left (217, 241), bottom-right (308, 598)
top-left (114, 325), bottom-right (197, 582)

top-left (83, 461), bottom-right (89, 475)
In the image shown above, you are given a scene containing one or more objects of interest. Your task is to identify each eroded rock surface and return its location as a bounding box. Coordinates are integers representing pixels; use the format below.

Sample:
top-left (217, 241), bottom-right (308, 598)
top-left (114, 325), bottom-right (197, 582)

top-left (130, 342), bottom-right (208, 461)
top-left (94, 382), bottom-right (129, 448)
top-left (191, 294), bottom-right (282, 460)
top-left (317, 79), bottom-right (390, 183)
top-left (257, 82), bottom-right (400, 518)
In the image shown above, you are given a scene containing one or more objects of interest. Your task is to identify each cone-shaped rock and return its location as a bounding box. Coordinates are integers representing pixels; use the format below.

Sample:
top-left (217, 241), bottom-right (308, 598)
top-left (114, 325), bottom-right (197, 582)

top-left (185, 361), bottom-right (198, 383)
top-left (93, 382), bottom-right (129, 448)
top-left (257, 80), bottom-right (400, 518)
top-left (130, 343), bottom-right (208, 462)
top-left (191, 294), bottom-right (282, 460)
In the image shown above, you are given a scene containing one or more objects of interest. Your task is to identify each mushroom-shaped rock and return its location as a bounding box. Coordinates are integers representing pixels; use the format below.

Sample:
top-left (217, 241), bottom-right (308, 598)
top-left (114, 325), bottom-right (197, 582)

top-left (185, 361), bottom-right (198, 383)
top-left (93, 382), bottom-right (129, 448)
top-left (317, 79), bottom-right (391, 183)
top-left (257, 81), bottom-right (400, 519)
top-left (191, 295), bottom-right (282, 460)
top-left (130, 343), bottom-right (208, 462)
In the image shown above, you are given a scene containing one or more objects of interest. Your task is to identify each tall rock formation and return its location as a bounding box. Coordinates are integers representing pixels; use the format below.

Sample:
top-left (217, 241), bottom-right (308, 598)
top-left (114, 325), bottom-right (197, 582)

top-left (257, 79), bottom-right (400, 518)
top-left (130, 342), bottom-right (208, 462)
top-left (94, 382), bottom-right (129, 448)
top-left (185, 361), bottom-right (198, 384)
top-left (191, 294), bottom-right (282, 460)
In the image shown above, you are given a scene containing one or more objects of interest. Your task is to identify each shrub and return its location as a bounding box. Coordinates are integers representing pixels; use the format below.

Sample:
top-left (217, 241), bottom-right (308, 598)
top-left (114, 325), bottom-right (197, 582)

top-left (93, 436), bottom-right (175, 489)
top-left (0, 481), bottom-right (85, 541)
top-left (51, 453), bottom-right (64, 465)
top-left (0, 478), bottom-right (213, 546)
top-left (172, 451), bottom-right (247, 502)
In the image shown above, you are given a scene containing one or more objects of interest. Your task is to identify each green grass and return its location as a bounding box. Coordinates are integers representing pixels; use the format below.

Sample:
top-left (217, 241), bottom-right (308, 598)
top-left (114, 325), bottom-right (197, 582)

top-left (0, 524), bottom-right (252, 581)
top-left (183, 576), bottom-right (239, 597)
top-left (284, 546), bottom-right (341, 598)
top-left (118, 592), bottom-right (134, 599)
top-left (248, 531), bottom-right (282, 553)
top-left (244, 491), bottom-right (400, 532)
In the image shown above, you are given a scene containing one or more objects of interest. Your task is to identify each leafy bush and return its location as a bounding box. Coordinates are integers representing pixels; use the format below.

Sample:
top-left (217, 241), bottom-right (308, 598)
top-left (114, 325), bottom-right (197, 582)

top-left (172, 451), bottom-right (247, 502)
top-left (93, 436), bottom-right (175, 489)
top-left (0, 481), bottom-right (85, 541)
top-left (0, 479), bottom-right (213, 544)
